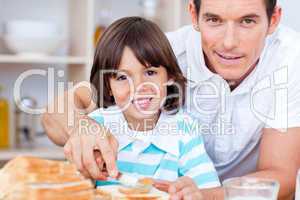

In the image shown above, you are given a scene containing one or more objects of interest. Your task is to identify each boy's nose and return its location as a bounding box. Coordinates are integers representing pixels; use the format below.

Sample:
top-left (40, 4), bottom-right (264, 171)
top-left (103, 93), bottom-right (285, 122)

top-left (133, 77), bottom-right (155, 94)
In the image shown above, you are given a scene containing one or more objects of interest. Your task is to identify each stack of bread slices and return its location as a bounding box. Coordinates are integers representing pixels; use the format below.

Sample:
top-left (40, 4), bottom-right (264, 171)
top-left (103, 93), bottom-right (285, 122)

top-left (0, 156), bottom-right (169, 200)
top-left (0, 156), bottom-right (94, 200)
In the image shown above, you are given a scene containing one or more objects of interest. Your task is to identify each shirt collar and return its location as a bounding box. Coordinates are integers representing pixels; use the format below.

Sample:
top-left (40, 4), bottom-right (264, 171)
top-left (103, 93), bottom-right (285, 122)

top-left (115, 111), bottom-right (180, 158)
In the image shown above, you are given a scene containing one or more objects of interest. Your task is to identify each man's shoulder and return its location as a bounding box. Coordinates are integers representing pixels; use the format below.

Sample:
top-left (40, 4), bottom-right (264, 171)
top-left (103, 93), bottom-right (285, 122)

top-left (260, 25), bottom-right (300, 76)
top-left (166, 25), bottom-right (194, 56)
top-left (267, 25), bottom-right (300, 57)
top-left (274, 25), bottom-right (300, 44)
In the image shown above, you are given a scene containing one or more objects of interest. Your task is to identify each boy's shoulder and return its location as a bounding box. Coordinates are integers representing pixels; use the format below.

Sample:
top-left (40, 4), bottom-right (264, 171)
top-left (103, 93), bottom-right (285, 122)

top-left (169, 109), bottom-right (196, 125)
top-left (162, 109), bottom-right (199, 140)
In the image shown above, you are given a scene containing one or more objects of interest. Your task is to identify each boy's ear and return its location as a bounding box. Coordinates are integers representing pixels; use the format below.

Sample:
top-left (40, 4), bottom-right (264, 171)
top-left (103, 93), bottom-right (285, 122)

top-left (166, 79), bottom-right (175, 86)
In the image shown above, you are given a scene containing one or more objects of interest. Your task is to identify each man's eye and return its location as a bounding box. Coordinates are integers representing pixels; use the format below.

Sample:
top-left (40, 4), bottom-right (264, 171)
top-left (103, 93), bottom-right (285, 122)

top-left (146, 70), bottom-right (157, 76)
top-left (206, 18), bottom-right (221, 25)
top-left (241, 18), bottom-right (256, 25)
top-left (116, 74), bottom-right (127, 81)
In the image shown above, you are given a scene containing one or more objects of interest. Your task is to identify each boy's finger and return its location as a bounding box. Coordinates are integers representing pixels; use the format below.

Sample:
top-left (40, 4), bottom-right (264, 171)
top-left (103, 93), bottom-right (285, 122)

top-left (63, 141), bottom-right (73, 163)
top-left (94, 150), bottom-right (104, 170)
top-left (71, 138), bottom-right (83, 171)
top-left (153, 183), bottom-right (170, 192)
top-left (96, 137), bottom-right (118, 178)
top-left (81, 138), bottom-right (101, 179)
top-left (169, 177), bottom-right (194, 194)
top-left (153, 179), bottom-right (171, 192)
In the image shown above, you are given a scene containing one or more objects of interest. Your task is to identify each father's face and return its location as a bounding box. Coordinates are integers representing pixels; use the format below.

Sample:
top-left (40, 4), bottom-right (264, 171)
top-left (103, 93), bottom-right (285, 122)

top-left (193, 0), bottom-right (281, 81)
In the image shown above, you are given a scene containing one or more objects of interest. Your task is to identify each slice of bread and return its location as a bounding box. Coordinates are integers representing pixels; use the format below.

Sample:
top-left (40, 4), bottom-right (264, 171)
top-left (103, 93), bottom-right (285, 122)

top-left (96, 185), bottom-right (169, 200)
top-left (0, 156), bottom-right (93, 200)
top-left (5, 180), bottom-right (94, 200)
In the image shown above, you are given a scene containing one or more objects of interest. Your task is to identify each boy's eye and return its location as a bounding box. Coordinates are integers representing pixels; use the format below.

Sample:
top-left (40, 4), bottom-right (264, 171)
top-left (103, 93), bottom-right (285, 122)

top-left (145, 70), bottom-right (157, 76)
top-left (116, 74), bottom-right (127, 81)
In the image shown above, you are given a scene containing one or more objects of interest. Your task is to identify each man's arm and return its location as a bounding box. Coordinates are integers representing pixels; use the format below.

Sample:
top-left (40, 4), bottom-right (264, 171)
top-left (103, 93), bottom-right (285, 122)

top-left (247, 127), bottom-right (300, 200)
top-left (168, 128), bottom-right (300, 200)
top-left (41, 86), bottom-right (96, 146)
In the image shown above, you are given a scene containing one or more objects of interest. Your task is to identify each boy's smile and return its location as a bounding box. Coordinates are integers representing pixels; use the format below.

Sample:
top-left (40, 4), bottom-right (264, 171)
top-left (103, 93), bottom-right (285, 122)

top-left (109, 47), bottom-right (170, 130)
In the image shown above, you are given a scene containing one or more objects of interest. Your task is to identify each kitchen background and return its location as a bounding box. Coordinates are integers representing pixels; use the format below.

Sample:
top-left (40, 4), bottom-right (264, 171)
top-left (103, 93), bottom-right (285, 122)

top-left (0, 0), bottom-right (299, 165)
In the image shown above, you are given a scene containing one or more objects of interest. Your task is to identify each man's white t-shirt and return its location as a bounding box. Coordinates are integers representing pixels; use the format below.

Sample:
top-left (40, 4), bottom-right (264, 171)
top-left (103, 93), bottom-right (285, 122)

top-left (167, 25), bottom-right (300, 181)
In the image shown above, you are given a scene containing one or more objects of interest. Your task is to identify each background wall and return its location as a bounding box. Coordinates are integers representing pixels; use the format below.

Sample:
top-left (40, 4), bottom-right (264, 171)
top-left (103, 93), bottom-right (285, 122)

top-left (279, 0), bottom-right (300, 32)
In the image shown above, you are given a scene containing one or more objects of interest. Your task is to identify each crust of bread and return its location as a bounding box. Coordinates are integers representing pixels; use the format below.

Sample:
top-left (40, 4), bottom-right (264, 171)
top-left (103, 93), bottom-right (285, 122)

top-left (6, 180), bottom-right (94, 200)
top-left (96, 186), bottom-right (169, 200)
top-left (0, 156), bottom-right (92, 200)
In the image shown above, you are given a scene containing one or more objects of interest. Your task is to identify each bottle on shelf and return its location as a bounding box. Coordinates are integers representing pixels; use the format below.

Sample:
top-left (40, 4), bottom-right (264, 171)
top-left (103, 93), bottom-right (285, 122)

top-left (0, 85), bottom-right (9, 149)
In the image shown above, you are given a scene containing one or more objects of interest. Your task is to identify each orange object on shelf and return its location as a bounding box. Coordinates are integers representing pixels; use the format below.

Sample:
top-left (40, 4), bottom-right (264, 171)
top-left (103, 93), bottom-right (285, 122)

top-left (0, 85), bottom-right (9, 149)
top-left (94, 25), bottom-right (105, 47)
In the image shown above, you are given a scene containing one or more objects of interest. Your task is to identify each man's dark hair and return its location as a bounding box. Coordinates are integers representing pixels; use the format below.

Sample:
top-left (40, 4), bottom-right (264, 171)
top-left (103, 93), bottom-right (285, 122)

top-left (193, 0), bottom-right (277, 21)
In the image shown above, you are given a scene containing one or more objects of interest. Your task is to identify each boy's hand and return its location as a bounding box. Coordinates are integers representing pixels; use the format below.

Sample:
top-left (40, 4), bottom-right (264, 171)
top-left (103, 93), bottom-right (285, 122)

top-left (154, 177), bottom-right (203, 200)
top-left (63, 115), bottom-right (119, 180)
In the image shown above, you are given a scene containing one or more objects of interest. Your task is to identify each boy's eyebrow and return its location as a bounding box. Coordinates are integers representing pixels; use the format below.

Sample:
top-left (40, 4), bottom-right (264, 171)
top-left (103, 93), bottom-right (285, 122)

top-left (116, 69), bottom-right (130, 74)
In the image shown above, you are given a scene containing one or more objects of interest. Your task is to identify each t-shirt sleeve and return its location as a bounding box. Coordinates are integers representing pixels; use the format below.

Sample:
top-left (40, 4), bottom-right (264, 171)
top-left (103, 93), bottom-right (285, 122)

top-left (178, 136), bottom-right (220, 188)
top-left (178, 116), bottom-right (220, 188)
top-left (88, 109), bottom-right (105, 125)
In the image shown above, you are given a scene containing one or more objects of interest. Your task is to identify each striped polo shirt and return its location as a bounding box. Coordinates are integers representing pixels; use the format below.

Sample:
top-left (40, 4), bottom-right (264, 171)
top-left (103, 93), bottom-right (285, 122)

top-left (88, 106), bottom-right (220, 188)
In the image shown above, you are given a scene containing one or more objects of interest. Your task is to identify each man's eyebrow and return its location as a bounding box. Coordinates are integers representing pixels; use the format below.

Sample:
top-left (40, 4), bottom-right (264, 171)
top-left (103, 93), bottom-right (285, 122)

top-left (240, 14), bottom-right (261, 19)
top-left (202, 13), bottom-right (221, 18)
top-left (202, 13), bottom-right (261, 19)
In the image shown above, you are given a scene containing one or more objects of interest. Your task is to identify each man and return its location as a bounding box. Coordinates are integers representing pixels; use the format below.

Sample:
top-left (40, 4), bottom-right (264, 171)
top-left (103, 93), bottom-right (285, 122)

top-left (42, 0), bottom-right (300, 199)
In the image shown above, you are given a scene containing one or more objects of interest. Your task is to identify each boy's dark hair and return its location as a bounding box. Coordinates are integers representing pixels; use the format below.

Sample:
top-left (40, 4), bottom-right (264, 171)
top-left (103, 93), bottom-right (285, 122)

top-left (90, 16), bottom-right (186, 113)
top-left (193, 0), bottom-right (277, 21)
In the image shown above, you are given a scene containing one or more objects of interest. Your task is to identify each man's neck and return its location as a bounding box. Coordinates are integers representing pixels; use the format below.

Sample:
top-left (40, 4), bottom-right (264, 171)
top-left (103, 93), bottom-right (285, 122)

top-left (204, 53), bottom-right (259, 91)
top-left (226, 60), bottom-right (259, 91)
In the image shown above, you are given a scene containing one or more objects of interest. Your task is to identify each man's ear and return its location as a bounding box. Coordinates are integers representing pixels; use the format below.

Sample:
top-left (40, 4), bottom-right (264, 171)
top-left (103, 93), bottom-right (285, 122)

top-left (188, 0), bottom-right (200, 31)
top-left (267, 6), bottom-right (282, 35)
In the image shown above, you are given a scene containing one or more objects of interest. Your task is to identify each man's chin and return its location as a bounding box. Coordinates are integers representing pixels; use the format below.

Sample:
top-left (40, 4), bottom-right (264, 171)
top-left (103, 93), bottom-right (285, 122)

top-left (213, 67), bottom-right (246, 82)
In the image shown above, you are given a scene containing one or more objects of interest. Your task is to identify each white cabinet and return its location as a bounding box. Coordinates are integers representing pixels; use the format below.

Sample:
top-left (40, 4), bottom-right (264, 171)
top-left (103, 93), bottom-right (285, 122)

top-left (0, 0), bottom-right (188, 159)
top-left (0, 0), bottom-right (95, 154)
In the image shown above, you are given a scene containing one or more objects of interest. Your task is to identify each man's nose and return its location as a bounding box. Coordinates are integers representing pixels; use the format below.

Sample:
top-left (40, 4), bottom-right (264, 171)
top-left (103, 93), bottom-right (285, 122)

top-left (222, 23), bottom-right (239, 50)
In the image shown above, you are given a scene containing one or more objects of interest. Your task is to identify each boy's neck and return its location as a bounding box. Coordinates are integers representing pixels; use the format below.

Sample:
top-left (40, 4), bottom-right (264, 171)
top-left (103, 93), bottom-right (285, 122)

top-left (124, 112), bottom-right (161, 132)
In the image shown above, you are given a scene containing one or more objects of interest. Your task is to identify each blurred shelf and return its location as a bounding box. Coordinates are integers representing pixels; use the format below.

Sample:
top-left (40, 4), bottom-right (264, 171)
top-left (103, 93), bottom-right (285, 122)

top-left (0, 54), bottom-right (88, 64)
top-left (0, 146), bottom-right (65, 161)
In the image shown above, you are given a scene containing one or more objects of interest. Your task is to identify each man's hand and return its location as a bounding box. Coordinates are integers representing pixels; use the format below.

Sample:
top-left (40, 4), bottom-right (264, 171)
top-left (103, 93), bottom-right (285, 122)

top-left (248, 127), bottom-right (300, 200)
top-left (154, 177), bottom-right (204, 200)
top-left (63, 115), bottom-right (119, 180)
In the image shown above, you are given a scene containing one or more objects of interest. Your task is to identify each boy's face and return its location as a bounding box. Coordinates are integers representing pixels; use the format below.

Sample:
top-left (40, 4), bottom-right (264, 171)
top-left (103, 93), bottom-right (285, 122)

top-left (190, 0), bottom-right (281, 82)
top-left (109, 47), bottom-right (169, 124)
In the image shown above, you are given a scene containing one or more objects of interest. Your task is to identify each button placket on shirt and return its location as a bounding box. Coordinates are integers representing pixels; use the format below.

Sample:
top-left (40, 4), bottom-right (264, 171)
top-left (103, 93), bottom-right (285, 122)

top-left (214, 79), bottom-right (236, 164)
